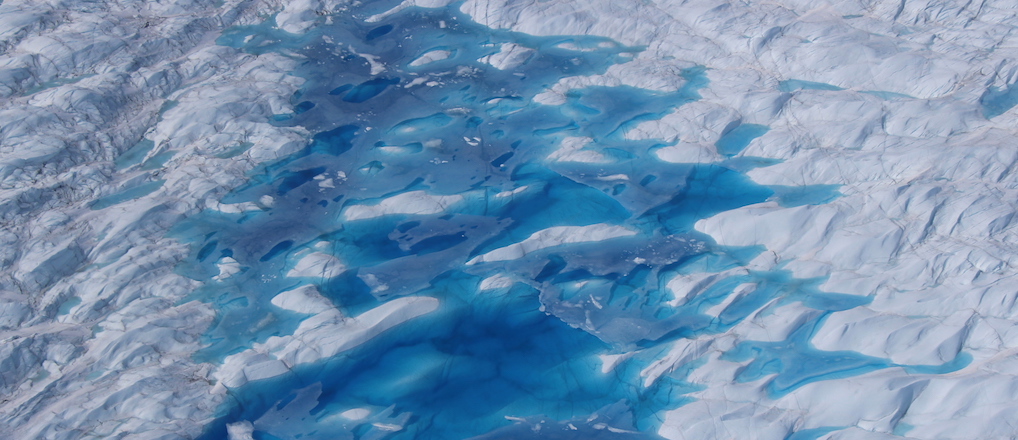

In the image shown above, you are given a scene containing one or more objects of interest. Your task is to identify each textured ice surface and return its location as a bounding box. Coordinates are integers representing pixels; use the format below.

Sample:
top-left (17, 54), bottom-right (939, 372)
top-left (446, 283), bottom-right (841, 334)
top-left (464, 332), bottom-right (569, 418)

top-left (3, 0), bottom-right (1018, 439)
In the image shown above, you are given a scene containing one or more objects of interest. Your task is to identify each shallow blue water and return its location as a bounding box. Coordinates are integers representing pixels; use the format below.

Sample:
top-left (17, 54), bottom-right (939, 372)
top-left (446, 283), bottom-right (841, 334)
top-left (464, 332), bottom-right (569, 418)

top-left (892, 422), bottom-right (915, 436)
top-left (714, 123), bottom-right (769, 156)
top-left (860, 90), bottom-right (913, 100)
top-left (114, 139), bottom-right (155, 170)
top-left (722, 313), bottom-right (970, 399)
top-left (777, 80), bottom-right (842, 92)
top-left (90, 179), bottom-right (164, 210)
top-left (980, 83), bottom-right (1018, 119)
top-left (158, 2), bottom-right (965, 439)
top-left (767, 184), bottom-right (841, 207)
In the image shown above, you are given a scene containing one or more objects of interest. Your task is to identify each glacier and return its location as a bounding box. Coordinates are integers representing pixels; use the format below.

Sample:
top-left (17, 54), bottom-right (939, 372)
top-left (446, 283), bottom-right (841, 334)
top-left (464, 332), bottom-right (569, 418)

top-left (2, 0), bottom-right (1018, 439)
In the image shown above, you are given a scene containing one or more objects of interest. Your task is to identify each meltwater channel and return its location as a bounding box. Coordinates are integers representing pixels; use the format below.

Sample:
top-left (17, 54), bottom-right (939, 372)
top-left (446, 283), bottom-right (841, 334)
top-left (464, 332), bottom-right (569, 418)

top-left (162, 1), bottom-right (969, 439)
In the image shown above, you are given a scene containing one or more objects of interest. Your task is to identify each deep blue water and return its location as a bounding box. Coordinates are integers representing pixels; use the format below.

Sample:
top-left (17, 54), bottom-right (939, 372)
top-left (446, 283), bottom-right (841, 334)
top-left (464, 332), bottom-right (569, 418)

top-left (157, 2), bottom-right (970, 439)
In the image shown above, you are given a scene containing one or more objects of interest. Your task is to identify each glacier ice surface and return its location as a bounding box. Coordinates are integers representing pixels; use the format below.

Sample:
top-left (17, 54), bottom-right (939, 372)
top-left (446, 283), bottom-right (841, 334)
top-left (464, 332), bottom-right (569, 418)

top-left (3, 0), bottom-right (1018, 439)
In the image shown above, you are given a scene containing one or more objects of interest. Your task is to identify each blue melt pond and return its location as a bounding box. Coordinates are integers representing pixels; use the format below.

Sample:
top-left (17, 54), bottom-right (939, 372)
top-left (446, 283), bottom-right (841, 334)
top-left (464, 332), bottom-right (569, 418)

top-left (778, 79), bottom-right (843, 92)
top-left (723, 312), bottom-right (971, 399)
top-left (199, 275), bottom-right (680, 440)
top-left (715, 123), bottom-right (769, 156)
top-left (179, 1), bottom-right (885, 439)
top-left (980, 83), bottom-right (1018, 119)
top-left (115, 139), bottom-right (156, 170)
top-left (768, 184), bottom-right (841, 207)
top-left (90, 180), bottom-right (164, 210)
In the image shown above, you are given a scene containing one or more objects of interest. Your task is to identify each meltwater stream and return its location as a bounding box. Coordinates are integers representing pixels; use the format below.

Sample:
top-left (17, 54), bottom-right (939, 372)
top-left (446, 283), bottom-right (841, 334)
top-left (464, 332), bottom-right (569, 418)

top-left (166, 2), bottom-right (970, 439)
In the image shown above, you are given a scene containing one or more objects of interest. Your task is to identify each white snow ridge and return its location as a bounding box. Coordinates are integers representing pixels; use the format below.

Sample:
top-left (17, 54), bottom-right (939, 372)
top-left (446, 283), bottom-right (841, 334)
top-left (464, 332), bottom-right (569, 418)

top-left (2, 0), bottom-right (1018, 439)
